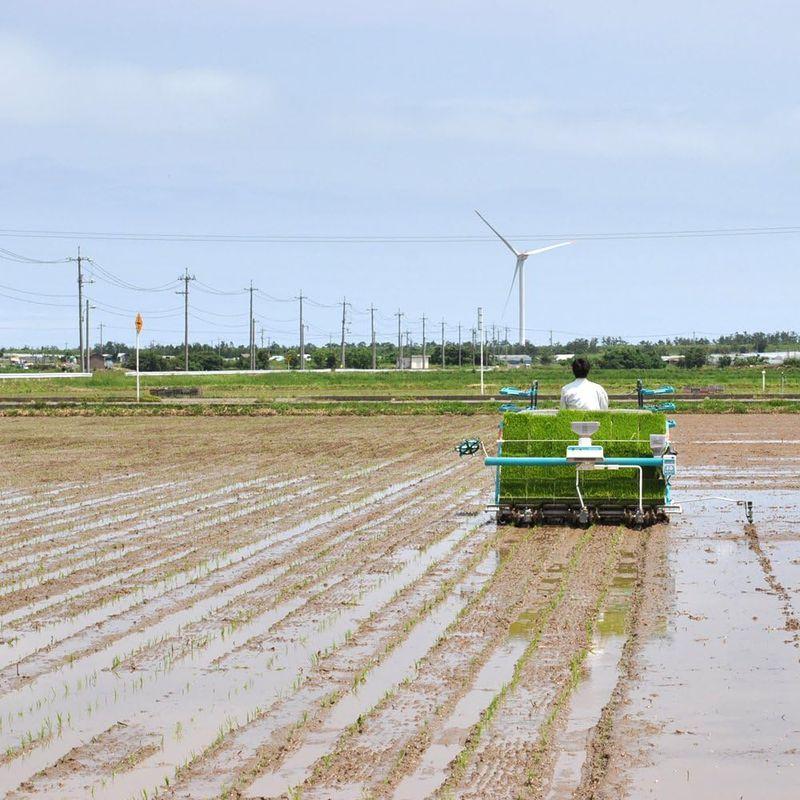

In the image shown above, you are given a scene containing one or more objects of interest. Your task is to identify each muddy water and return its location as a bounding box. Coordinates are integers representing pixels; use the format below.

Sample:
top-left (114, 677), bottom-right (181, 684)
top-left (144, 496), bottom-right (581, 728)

top-left (244, 551), bottom-right (499, 799)
top-left (0, 473), bottom-right (306, 577)
top-left (0, 480), bottom-right (179, 527)
top-left (0, 473), bottom-right (470, 742)
top-left (618, 496), bottom-right (800, 800)
top-left (0, 465), bottom-right (452, 662)
top-left (3, 515), bottom-right (489, 798)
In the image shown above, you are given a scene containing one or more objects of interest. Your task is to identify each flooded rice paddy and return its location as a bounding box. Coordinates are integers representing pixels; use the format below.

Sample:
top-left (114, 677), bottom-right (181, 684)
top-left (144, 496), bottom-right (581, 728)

top-left (0, 415), bottom-right (798, 798)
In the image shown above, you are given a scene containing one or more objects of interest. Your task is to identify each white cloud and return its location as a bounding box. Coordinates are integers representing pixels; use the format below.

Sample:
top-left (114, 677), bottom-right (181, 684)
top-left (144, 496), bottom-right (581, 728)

top-left (336, 97), bottom-right (800, 162)
top-left (0, 35), bottom-right (269, 133)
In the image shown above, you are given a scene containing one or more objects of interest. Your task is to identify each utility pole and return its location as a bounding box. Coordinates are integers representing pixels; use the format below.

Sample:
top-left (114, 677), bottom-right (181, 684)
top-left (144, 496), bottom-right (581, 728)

top-left (76, 247), bottom-right (84, 371)
top-left (370, 305), bottom-right (377, 370)
top-left (458, 323), bottom-right (462, 367)
top-left (340, 297), bottom-right (348, 368)
top-left (421, 314), bottom-right (427, 368)
top-left (549, 329), bottom-right (553, 348)
top-left (298, 291), bottom-right (305, 370)
top-left (395, 309), bottom-right (404, 369)
top-left (505, 325), bottom-right (509, 355)
top-left (69, 248), bottom-right (94, 371)
top-left (245, 280), bottom-right (257, 369)
top-left (176, 268), bottom-right (195, 371)
top-left (98, 322), bottom-right (104, 355)
top-left (441, 319), bottom-right (446, 369)
top-left (405, 330), bottom-right (411, 360)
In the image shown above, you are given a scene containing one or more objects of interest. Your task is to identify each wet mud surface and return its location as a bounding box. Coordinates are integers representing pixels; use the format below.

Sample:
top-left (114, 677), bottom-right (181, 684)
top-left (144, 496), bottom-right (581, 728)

top-left (0, 414), bottom-right (798, 799)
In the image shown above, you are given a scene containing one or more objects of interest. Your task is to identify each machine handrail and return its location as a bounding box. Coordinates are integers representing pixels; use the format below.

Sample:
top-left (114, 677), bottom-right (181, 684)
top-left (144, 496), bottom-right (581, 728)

top-left (484, 455), bottom-right (665, 468)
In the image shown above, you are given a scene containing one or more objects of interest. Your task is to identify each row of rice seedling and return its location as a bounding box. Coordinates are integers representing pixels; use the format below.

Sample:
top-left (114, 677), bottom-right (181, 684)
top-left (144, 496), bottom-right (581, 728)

top-left (0, 461), bottom-right (470, 739)
top-left (0, 472), bottom-right (484, 797)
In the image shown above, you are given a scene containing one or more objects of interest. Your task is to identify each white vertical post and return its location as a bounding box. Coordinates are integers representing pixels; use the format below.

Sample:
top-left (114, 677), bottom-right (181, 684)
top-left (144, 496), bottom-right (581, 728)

top-left (136, 331), bottom-right (141, 403)
top-left (478, 306), bottom-right (484, 396)
top-left (135, 312), bottom-right (143, 403)
top-left (761, 369), bottom-right (766, 394)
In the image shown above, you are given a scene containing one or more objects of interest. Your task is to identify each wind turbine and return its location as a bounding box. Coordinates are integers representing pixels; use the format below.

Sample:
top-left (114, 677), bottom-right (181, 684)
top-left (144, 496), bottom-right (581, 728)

top-left (475, 211), bottom-right (573, 346)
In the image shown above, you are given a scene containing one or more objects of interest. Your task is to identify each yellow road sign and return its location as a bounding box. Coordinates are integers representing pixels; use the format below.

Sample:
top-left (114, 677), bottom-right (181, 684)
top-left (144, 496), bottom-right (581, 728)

top-left (135, 313), bottom-right (143, 334)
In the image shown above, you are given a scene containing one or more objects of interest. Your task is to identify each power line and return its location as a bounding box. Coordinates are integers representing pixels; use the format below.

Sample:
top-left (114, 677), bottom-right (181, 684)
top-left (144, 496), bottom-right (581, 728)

top-left (2, 223), bottom-right (800, 244)
top-left (0, 289), bottom-right (73, 308)
top-left (0, 283), bottom-right (72, 299)
top-left (86, 258), bottom-right (177, 292)
top-left (0, 247), bottom-right (70, 264)
top-left (194, 279), bottom-right (245, 297)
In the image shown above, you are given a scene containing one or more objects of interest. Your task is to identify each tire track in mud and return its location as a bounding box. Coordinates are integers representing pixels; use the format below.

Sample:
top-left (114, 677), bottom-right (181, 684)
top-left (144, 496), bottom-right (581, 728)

top-left (278, 529), bottom-right (582, 800)
top-left (571, 528), bottom-right (657, 800)
top-left (743, 524), bottom-right (800, 649)
top-left (389, 530), bottom-right (615, 800)
top-left (442, 529), bottom-right (628, 800)
top-left (4, 501), bottom-right (491, 799)
top-left (533, 538), bottom-right (641, 800)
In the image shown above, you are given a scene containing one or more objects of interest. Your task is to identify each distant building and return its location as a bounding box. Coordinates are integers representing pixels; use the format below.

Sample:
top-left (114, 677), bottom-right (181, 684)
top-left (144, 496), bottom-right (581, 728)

top-left (554, 353), bottom-right (575, 363)
top-left (495, 354), bottom-right (532, 367)
top-left (661, 354), bottom-right (685, 364)
top-left (707, 351), bottom-right (799, 365)
top-left (397, 355), bottom-right (429, 370)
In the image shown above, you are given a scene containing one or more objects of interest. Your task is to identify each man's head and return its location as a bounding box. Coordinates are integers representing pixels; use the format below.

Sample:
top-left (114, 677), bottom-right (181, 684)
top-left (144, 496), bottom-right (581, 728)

top-left (572, 357), bottom-right (591, 379)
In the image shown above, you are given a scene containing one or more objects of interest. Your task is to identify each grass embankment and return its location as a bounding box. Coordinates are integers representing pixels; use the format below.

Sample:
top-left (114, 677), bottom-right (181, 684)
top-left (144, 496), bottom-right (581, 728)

top-left (0, 365), bottom-right (798, 403)
top-left (1, 398), bottom-right (799, 417)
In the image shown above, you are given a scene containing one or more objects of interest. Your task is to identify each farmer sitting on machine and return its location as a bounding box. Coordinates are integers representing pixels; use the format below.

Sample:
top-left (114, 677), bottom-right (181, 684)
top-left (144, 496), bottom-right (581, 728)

top-left (560, 357), bottom-right (609, 410)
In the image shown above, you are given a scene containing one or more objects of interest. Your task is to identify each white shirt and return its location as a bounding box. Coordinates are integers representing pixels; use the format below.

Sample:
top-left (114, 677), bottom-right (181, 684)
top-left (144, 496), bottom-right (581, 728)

top-left (560, 377), bottom-right (609, 411)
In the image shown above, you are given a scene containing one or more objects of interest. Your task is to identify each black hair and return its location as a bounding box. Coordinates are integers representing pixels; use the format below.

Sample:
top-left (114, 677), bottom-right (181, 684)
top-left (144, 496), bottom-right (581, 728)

top-left (572, 357), bottom-right (591, 378)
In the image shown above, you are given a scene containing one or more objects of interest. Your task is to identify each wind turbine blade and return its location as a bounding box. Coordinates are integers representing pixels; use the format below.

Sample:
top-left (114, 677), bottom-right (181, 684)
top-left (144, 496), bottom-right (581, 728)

top-left (521, 241), bottom-right (574, 256)
top-left (474, 210), bottom-right (520, 257)
top-left (500, 257), bottom-right (523, 318)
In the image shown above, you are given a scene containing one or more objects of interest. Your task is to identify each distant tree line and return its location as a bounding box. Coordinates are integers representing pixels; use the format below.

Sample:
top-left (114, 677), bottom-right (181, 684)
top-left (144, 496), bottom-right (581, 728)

top-left (6, 330), bottom-right (798, 372)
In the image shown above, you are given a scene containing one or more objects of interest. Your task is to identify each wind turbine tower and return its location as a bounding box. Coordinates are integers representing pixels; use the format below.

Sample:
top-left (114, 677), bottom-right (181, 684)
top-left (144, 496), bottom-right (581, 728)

top-left (475, 211), bottom-right (572, 346)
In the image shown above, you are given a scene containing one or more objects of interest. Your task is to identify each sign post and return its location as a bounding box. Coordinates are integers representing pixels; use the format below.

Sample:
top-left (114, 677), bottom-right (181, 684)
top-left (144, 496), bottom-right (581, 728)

top-left (135, 313), bottom-right (143, 403)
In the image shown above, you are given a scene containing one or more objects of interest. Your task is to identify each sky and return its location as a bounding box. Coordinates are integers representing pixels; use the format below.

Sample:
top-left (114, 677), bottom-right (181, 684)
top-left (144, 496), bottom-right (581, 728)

top-left (1, 1), bottom-right (799, 349)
